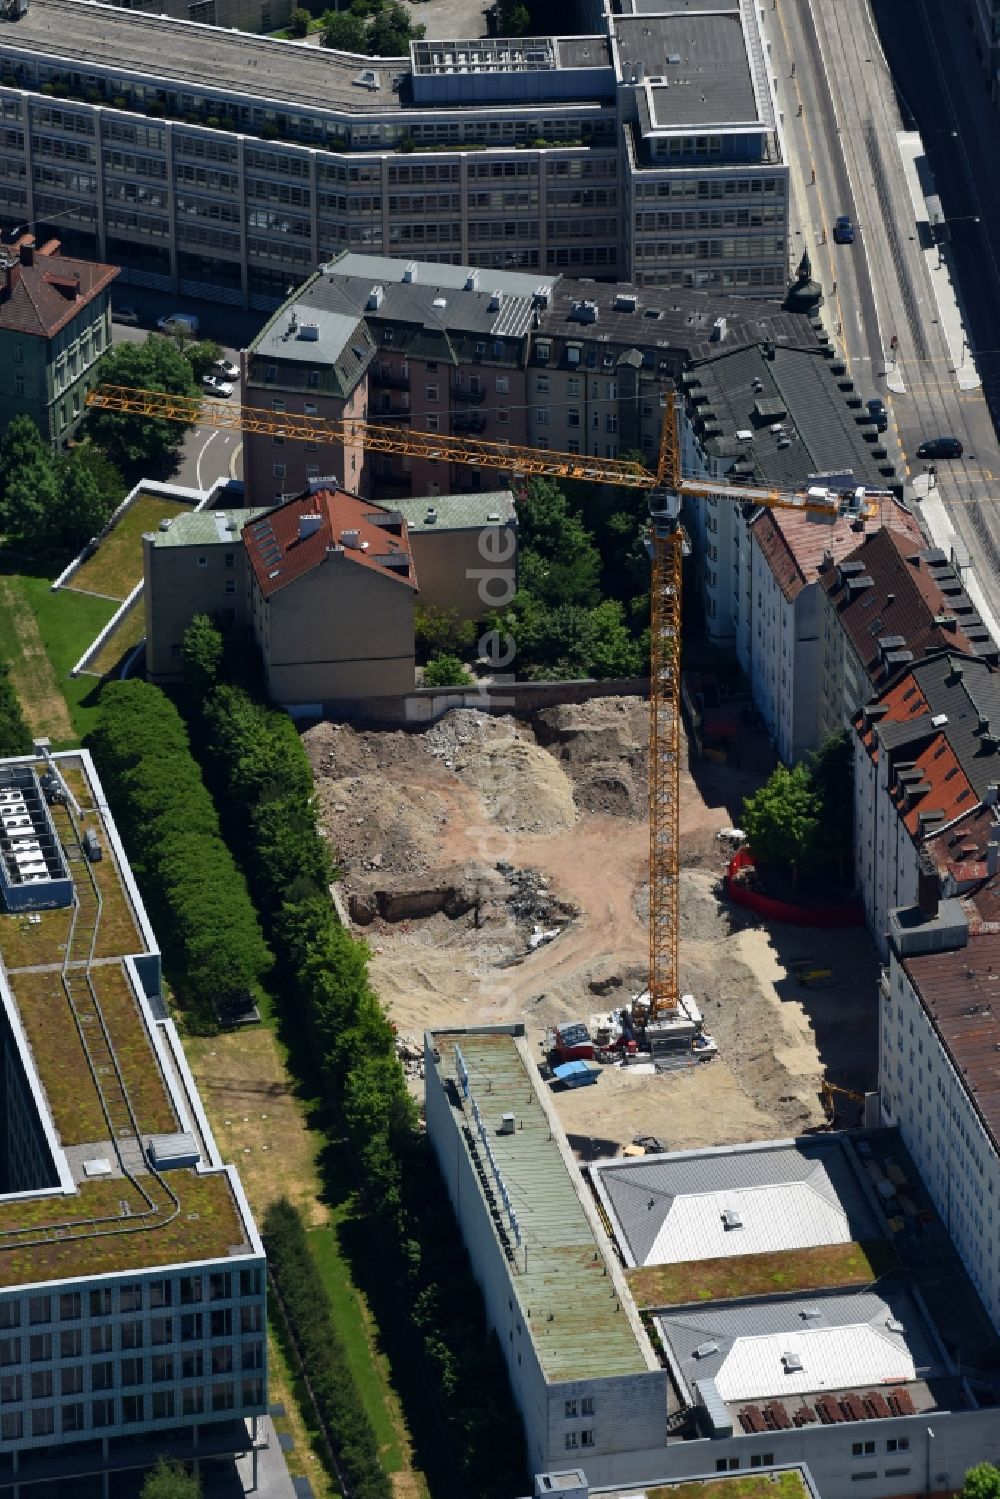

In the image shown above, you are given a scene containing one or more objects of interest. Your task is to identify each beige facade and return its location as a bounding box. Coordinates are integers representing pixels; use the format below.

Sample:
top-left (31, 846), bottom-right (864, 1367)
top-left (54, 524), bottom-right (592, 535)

top-left (392, 492), bottom-right (518, 620)
top-left (251, 545), bottom-right (414, 704)
top-left (142, 512), bottom-right (254, 683)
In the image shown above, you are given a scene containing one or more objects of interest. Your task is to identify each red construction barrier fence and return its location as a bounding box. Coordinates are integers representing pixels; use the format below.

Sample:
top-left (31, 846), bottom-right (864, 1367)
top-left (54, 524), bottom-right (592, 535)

top-left (725, 848), bottom-right (864, 928)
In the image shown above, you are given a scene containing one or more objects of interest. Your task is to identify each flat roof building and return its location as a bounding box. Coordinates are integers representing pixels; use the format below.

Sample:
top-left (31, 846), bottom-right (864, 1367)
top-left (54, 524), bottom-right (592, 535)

top-left (427, 1024), bottom-right (1000, 1493)
top-left (0, 0), bottom-right (787, 307)
top-left (0, 748), bottom-right (266, 1495)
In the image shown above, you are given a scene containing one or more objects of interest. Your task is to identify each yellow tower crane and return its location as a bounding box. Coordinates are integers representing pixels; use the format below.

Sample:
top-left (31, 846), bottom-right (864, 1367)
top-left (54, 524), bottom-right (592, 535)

top-left (87, 383), bottom-right (881, 1032)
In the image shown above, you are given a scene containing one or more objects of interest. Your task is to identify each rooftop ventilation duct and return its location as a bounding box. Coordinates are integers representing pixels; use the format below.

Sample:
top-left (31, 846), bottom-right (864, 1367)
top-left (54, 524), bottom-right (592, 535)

top-left (402, 262), bottom-right (418, 283)
top-left (367, 284), bottom-right (384, 310)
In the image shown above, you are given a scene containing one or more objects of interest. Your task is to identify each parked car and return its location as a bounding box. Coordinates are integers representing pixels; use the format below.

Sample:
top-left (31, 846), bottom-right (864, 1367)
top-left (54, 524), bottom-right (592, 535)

top-left (917, 436), bottom-right (963, 459)
top-left (213, 358), bottom-right (239, 382)
top-left (867, 397), bottom-right (888, 432)
top-left (202, 374), bottom-right (234, 398)
top-left (157, 311), bottom-right (199, 336)
top-left (111, 305), bottom-right (140, 326)
top-left (833, 214), bottom-right (855, 244)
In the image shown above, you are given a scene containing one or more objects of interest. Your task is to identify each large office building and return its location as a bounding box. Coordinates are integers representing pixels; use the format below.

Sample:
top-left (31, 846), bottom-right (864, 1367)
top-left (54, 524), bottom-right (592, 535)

top-left (426, 1022), bottom-right (1000, 1495)
top-left (0, 748), bottom-right (266, 1497)
top-left (0, 0), bottom-right (788, 310)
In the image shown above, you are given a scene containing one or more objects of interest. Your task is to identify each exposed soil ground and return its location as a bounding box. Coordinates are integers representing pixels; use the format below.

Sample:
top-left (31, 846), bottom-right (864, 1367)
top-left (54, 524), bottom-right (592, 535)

top-left (304, 699), bottom-right (879, 1157)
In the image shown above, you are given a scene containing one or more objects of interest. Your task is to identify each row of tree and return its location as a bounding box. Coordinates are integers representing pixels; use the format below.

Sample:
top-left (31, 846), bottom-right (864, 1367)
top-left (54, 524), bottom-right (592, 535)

top-left (86, 681), bottom-right (271, 1031)
top-left (179, 615), bottom-right (527, 1496)
top-left (318, 0), bottom-right (423, 54)
top-left (0, 665), bottom-right (32, 759)
top-left (263, 1199), bottom-right (390, 1499)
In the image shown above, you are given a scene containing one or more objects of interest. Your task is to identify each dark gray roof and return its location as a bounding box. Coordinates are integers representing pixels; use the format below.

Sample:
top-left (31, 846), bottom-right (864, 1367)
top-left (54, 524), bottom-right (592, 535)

top-left (534, 282), bottom-right (815, 371)
top-left (687, 342), bottom-right (887, 489)
top-left (614, 13), bottom-right (757, 127)
top-left (1, 0), bottom-right (409, 113)
top-left (248, 284), bottom-right (375, 396)
top-left (594, 1140), bottom-right (878, 1268)
top-left (910, 655), bottom-right (1000, 797)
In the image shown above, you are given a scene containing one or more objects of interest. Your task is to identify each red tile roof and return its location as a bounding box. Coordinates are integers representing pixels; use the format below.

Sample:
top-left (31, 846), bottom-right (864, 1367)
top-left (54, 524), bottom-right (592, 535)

top-left (0, 246), bottom-right (119, 339)
top-left (819, 528), bottom-right (986, 688)
top-left (751, 497), bottom-right (923, 603)
top-left (888, 734), bottom-right (975, 838)
top-left (243, 488), bottom-right (415, 600)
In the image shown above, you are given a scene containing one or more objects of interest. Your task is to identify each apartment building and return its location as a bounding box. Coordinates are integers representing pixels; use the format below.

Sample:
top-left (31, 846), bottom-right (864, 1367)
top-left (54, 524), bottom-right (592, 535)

top-left (741, 498), bottom-right (918, 766)
top-left (104, 0), bottom-right (291, 34)
top-left (679, 333), bottom-right (897, 650)
top-left (242, 251), bottom-right (824, 505)
top-left (853, 653), bottom-right (1000, 958)
top-left (0, 749), bottom-right (266, 1497)
top-left (881, 869), bottom-right (1000, 1332)
top-left (817, 531), bottom-right (997, 744)
top-left (0, 239), bottom-right (118, 442)
top-left (0, 0), bottom-right (787, 310)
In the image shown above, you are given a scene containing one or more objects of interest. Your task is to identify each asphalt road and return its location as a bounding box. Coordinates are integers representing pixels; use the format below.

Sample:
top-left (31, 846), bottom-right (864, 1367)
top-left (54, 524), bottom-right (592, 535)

top-left (772, 0), bottom-right (1000, 601)
top-left (871, 0), bottom-right (1000, 433)
top-left (110, 314), bottom-right (248, 493)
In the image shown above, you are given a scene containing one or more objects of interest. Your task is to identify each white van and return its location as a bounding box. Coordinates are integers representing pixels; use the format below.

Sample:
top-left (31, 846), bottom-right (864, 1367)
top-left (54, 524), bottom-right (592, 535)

top-left (157, 312), bottom-right (200, 337)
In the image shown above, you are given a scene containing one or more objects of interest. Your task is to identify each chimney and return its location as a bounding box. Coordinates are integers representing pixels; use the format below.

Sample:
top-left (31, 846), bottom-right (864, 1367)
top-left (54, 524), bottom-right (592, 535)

top-left (988, 830), bottom-right (1000, 878)
top-left (947, 662), bottom-right (964, 686)
top-left (916, 853), bottom-right (939, 920)
top-left (297, 513), bottom-right (323, 540)
top-left (19, 241), bottom-right (34, 267)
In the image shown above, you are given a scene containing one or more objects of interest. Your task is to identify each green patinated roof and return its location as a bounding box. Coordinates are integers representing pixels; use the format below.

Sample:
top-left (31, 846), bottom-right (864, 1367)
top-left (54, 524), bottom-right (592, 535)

top-left (432, 1031), bottom-right (648, 1383)
top-left (392, 491), bottom-right (516, 533)
top-left (147, 508), bottom-right (270, 548)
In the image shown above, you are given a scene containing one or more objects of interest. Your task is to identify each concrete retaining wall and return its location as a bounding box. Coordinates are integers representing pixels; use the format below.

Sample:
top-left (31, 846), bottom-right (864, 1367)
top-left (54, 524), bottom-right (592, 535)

top-left (298, 676), bottom-right (650, 727)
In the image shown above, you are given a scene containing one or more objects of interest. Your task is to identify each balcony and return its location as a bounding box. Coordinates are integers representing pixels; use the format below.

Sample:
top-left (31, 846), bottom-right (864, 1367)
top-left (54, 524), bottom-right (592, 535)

top-left (451, 413), bottom-right (487, 434)
top-left (371, 366), bottom-right (410, 391)
top-left (450, 382), bottom-right (486, 405)
top-left (372, 404), bottom-right (411, 421)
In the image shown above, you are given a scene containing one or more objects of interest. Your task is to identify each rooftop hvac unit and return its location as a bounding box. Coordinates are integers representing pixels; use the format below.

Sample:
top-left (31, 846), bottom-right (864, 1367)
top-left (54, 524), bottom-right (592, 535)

top-left (367, 284), bottom-right (384, 310)
top-left (781, 1351), bottom-right (803, 1373)
top-left (721, 1208), bottom-right (743, 1230)
top-left (710, 315), bottom-right (727, 341)
top-left (499, 1113), bottom-right (516, 1135)
top-left (693, 1340), bottom-right (719, 1359)
top-left (614, 292), bottom-right (638, 313)
top-left (464, 269), bottom-right (479, 291)
top-left (298, 322), bottom-right (320, 341)
top-left (402, 261), bottom-right (418, 283)
top-left (571, 299), bottom-right (599, 324)
top-left (489, 289), bottom-right (504, 310)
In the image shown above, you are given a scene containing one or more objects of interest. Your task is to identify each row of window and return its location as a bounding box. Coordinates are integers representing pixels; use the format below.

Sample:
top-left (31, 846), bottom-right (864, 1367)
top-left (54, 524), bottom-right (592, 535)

top-left (0, 1270), bottom-right (258, 1329)
top-left (0, 1378), bottom-right (264, 1440)
top-left (0, 1307), bottom-right (260, 1364)
top-left (0, 1342), bottom-right (263, 1397)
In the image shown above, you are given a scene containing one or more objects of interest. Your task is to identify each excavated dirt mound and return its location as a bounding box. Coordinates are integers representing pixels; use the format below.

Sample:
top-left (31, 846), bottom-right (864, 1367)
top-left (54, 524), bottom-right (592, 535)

top-left (304, 697), bottom-right (879, 1153)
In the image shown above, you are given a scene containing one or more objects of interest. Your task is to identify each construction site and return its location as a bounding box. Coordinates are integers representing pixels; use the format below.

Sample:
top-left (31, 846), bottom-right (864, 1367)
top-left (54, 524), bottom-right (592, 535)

top-left (305, 696), bottom-right (879, 1156)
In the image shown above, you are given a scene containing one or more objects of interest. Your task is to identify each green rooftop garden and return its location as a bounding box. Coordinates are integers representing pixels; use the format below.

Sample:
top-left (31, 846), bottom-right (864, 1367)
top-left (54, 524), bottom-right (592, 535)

top-left (649, 1473), bottom-right (812, 1499)
top-left (68, 493), bottom-right (195, 604)
top-left (0, 1168), bottom-right (246, 1287)
top-left (626, 1240), bottom-right (897, 1308)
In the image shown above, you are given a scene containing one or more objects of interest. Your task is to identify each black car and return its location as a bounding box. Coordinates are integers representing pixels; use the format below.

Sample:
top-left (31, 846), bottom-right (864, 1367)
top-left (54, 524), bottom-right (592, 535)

top-left (917, 436), bottom-right (963, 460)
top-left (867, 397), bottom-right (887, 432)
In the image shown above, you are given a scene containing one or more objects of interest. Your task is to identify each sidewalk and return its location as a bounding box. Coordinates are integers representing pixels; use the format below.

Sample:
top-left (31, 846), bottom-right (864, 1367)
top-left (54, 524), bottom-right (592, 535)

top-left (896, 131), bottom-right (981, 392)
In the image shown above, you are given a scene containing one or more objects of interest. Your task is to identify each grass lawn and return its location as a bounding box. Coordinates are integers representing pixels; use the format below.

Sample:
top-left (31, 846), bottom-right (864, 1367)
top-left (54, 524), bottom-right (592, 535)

top-left (0, 555), bottom-right (115, 744)
top-left (626, 1241), bottom-right (897, 1308)
top-left (649, 1475), bottom-right (811, 1499)
top-left (67, 493), bottom-right (194, 602)
top-left (308, 1224), bottom-right (404, 1474)
top-left (87, 598), bottom-right (145, 678)
top-left (184, 1023), bottom-right (427, 1497)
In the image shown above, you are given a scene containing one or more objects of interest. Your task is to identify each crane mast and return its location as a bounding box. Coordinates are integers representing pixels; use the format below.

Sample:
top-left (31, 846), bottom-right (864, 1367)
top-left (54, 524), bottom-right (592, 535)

top-left (87, 384), bottom-right (883, 1035)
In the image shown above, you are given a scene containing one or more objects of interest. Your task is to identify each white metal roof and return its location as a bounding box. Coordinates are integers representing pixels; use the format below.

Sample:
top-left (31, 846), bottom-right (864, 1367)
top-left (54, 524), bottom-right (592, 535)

top-left (645, 1181), bottom-right (851, 1265)
top-left (714, 1324), bottom-right (916, 1401)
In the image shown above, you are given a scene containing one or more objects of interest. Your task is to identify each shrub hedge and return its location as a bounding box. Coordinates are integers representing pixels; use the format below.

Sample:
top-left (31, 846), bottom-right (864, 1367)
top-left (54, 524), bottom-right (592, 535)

top-left (263, 1199), bottom-right (390, 1499)
top-left (181, 621), bottom-right (527, 1497)
top-left (87, 680), bottom-right (271, 1031)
